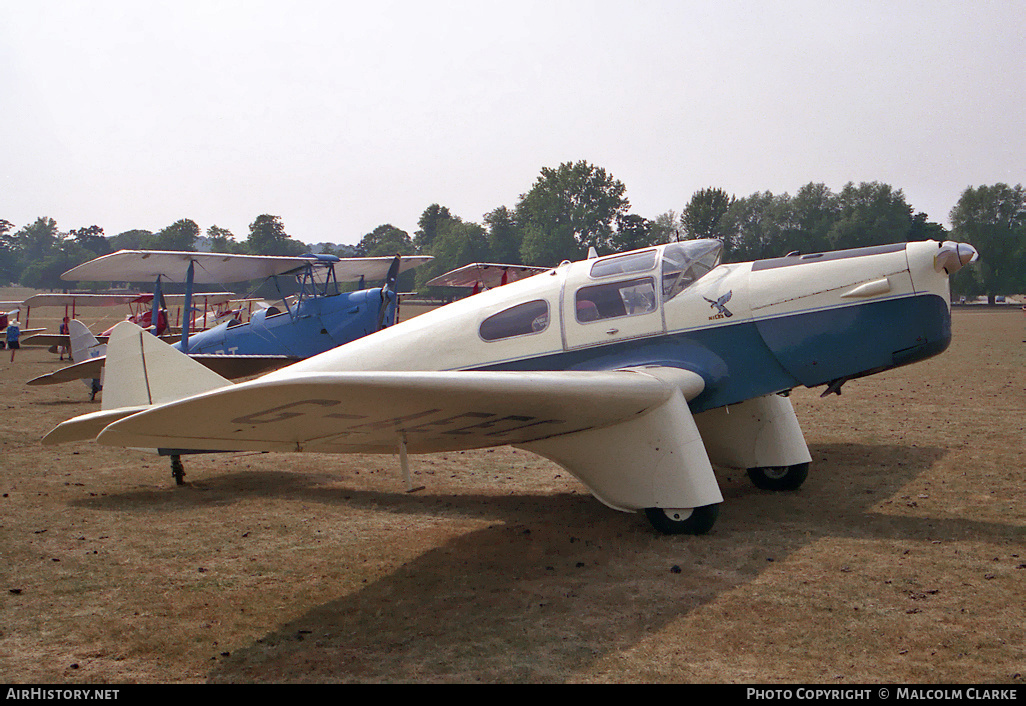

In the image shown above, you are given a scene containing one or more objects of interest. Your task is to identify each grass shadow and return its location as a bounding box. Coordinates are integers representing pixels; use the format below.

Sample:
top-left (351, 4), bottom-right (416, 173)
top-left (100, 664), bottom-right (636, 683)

top-left (179, 441), bottom-right (1020, 682)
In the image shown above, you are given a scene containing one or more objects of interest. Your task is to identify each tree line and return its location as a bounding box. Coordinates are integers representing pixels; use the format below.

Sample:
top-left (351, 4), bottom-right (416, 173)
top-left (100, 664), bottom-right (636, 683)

top-left (2, 161), bottom-right (1022, 302)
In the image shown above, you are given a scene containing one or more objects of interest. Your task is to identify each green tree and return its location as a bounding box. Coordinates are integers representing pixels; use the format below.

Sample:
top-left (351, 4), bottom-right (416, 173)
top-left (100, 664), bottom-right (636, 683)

top-left (69, 225), bottom-right (111, 258)
top-left (681, 187), bottom-right (734, 242)
top-left (908, 212), bottom-right (948, 242)
top-left (515, 160), bottom-right (629, 263)
top-left (414, 204), bottom-right (455, 254)
top-left (483, 206), bottom-right (521, 263)
top-left (19, 235), bottom-right (93, 290)
top-left (827, 182), bottom-right (913, 250)
top-left (0, 219), bottom-right (17, 284)
top-left (949, 183), bottom-right (1026, 303)
top-left (649, 211), bottom-right (682, 244)
top-left (786, 182), bottom-right (840, 255)
top-left (609, 213), bottom-right (653, 253)
top-left (356, 224), bottom-right (415, 258)
top-left (416, 219), bottom-right (492, 292)
top-left (718, 191), bottom-right (790, 262)
top-left (109, 229), bottom-right (155, 250)
top-left (245, 214), bottom-right (305, 256)
top-left (206, 225), bottom-right (237, 253)
top-left (15, 216), bottom-right (61, 263)
top-left (152, 219), bottom-right (200, 251)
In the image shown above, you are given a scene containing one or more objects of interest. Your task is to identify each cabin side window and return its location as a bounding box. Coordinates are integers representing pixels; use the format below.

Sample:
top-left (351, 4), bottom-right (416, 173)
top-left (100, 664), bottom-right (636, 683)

top-left (575, 277), bottom-right (657, 322)
top-left (479, 300), bottom-right (550, 341)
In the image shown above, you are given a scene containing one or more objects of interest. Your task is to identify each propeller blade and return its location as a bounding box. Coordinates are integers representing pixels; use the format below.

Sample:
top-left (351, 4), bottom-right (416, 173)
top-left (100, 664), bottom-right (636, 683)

top-left (377, 253), bottom-right (401, 330)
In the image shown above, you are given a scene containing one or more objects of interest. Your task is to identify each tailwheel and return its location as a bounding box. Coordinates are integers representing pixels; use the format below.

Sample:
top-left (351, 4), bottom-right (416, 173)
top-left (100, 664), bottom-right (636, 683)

top-left (644, 504), bottom-right (719, 535)
top-left (170, 455), bottom-right (186, 486)
top-left (746, 462), bottom-right (809, 491)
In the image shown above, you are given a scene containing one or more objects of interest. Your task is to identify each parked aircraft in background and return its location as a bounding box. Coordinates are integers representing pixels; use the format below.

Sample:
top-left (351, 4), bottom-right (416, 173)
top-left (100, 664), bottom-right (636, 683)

top-left (44, 239), bottom-right (977, 534)
top-left (20, 292), bottom-right (239, 353)
top-left (426, 262), bottom-right (548, 294)
top-left (1, 302), bottom-right (44, 341)
top-left (28, 250), bottom-right (431, 390)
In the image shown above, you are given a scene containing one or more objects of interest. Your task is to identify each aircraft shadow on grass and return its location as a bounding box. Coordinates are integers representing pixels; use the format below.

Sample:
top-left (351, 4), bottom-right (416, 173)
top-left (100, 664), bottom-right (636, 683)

top-left (70, 442), bottom-right (1022, 682)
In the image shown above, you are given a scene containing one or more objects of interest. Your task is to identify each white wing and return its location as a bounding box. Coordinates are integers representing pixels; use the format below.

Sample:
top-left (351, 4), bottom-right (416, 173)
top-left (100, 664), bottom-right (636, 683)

top-left (42, 321), bottom-right (718, 514)
top-left (90, 368), bottom-right (687, 454)
top-left (61, 250), bottom-right (432, 285)
top-left (425, 263), bottom-right (548, 289)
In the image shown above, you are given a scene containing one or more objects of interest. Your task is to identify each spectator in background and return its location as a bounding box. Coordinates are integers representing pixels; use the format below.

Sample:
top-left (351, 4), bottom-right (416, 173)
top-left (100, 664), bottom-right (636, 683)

top-left (6, 317), bottom-right (20, 361)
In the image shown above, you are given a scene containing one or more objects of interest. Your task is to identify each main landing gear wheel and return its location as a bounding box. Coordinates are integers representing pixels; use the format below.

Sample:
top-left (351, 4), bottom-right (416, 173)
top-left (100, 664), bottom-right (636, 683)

top-left (747, 462), bottom-right (809, 491)
top-left (644, 504), bottom-right (720, 535)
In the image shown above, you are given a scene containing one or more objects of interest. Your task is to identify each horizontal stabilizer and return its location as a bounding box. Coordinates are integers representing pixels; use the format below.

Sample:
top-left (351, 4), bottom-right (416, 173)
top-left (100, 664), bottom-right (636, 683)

top-left (27, 357), bottom-right (105, 386)
top-left (42, 406), bottom-right (149, 445)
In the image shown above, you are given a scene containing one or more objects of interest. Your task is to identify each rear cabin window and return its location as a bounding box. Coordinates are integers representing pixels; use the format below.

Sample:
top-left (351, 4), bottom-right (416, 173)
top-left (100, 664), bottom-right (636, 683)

top-left (479, 300), bottom-right (550, 341)
top-left (575, 277), bottom-right (657, 322)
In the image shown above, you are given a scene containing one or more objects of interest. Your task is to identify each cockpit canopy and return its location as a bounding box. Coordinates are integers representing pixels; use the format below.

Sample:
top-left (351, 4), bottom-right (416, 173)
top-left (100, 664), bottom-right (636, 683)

top-left (659, 239), bottom-right (723, 301)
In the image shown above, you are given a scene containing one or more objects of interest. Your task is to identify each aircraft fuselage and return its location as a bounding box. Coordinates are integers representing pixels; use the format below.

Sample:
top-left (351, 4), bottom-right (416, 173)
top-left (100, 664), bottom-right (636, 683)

top-left (269, 240), bottom-right (956, 409)
top-left (176, 287), bottom-right (391, 359)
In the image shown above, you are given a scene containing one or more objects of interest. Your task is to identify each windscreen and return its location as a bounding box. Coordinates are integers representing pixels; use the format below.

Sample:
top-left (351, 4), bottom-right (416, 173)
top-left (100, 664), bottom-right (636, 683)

top-left (660, 240), bottom-right (723, 301)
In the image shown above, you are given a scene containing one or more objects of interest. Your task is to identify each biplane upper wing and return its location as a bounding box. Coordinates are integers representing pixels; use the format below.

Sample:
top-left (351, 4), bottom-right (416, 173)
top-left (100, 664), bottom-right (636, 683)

top-left (21, 293), bottom-right (146, 308)
top-left (326, 255), bottom-right (434, 283)
top-left (61, 250), bottom-right (433, 284)
top-left (425, 263), bottom-right (547, 289)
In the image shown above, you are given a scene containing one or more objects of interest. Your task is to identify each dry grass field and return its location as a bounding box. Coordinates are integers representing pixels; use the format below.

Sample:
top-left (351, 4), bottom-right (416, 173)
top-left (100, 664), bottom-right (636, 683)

top-left (1, 298), bottom-right (1023, 684)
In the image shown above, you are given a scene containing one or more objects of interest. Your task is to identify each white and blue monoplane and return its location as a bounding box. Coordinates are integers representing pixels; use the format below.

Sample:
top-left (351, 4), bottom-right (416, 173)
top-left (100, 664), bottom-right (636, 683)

top-left (43, 239), bottom-right (977, 534)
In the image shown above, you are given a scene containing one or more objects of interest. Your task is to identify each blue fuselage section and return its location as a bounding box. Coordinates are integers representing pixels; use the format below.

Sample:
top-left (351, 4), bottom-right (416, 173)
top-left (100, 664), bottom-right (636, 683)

top-left (174, 288), bottom-right (391, 359)
top-left (477, 294), bottom-right (950, 414)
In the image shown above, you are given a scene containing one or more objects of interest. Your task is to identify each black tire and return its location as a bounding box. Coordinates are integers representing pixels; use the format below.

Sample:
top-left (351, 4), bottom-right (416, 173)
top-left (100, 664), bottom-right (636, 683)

top-left (644, 504), bottom-right (719, 535)
top-left (746, 462), bottom-right (809, 491)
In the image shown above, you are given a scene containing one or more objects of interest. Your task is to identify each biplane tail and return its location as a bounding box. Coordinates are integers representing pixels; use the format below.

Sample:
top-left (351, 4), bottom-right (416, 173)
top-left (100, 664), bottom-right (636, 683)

top-left (68, 319), bottom-right (104, 364)
top-left (42, 322), bottom-right (232, 445)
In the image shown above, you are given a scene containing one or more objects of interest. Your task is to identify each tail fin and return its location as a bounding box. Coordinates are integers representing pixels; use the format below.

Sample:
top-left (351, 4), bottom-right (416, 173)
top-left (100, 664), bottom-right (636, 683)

top-left (68, 319), bottom-right (104, 363)
top-left (101, 322), bottom-right (231, 410)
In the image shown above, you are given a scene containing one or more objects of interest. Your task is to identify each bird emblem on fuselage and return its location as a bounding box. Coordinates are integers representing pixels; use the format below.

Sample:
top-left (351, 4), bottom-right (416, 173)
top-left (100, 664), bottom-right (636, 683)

top-left (704, 291), bottom-right (733, 319)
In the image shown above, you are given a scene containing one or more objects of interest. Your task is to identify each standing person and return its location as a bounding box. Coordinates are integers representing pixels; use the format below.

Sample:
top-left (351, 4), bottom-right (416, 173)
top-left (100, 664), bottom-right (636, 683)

top-left (6, 317), bottom-right (20, 361)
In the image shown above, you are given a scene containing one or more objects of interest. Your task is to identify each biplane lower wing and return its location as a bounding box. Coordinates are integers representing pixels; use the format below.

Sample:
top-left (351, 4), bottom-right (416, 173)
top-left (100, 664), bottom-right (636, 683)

top-left (27, 353), bottom-right (295, 386)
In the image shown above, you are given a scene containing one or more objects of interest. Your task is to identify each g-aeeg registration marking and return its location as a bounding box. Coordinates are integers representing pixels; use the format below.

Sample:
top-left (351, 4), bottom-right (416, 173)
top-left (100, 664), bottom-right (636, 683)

top-left (231, 399), bottom-right (564, 439)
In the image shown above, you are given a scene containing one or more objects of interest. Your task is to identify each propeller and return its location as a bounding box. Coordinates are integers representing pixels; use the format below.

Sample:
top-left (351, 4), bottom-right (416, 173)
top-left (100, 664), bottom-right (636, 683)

top-left (377, 253), bottom-right (401, 330)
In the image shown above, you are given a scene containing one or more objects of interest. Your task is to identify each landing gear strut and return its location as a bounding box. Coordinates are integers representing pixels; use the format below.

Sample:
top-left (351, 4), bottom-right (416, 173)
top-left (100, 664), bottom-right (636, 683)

top-left (170, 455), bottom-right (185, 485)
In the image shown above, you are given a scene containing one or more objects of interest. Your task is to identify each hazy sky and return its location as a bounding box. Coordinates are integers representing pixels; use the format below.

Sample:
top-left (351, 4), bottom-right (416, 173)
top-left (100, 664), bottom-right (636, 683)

top-left (1, 1), bottom-right (1023, 246)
